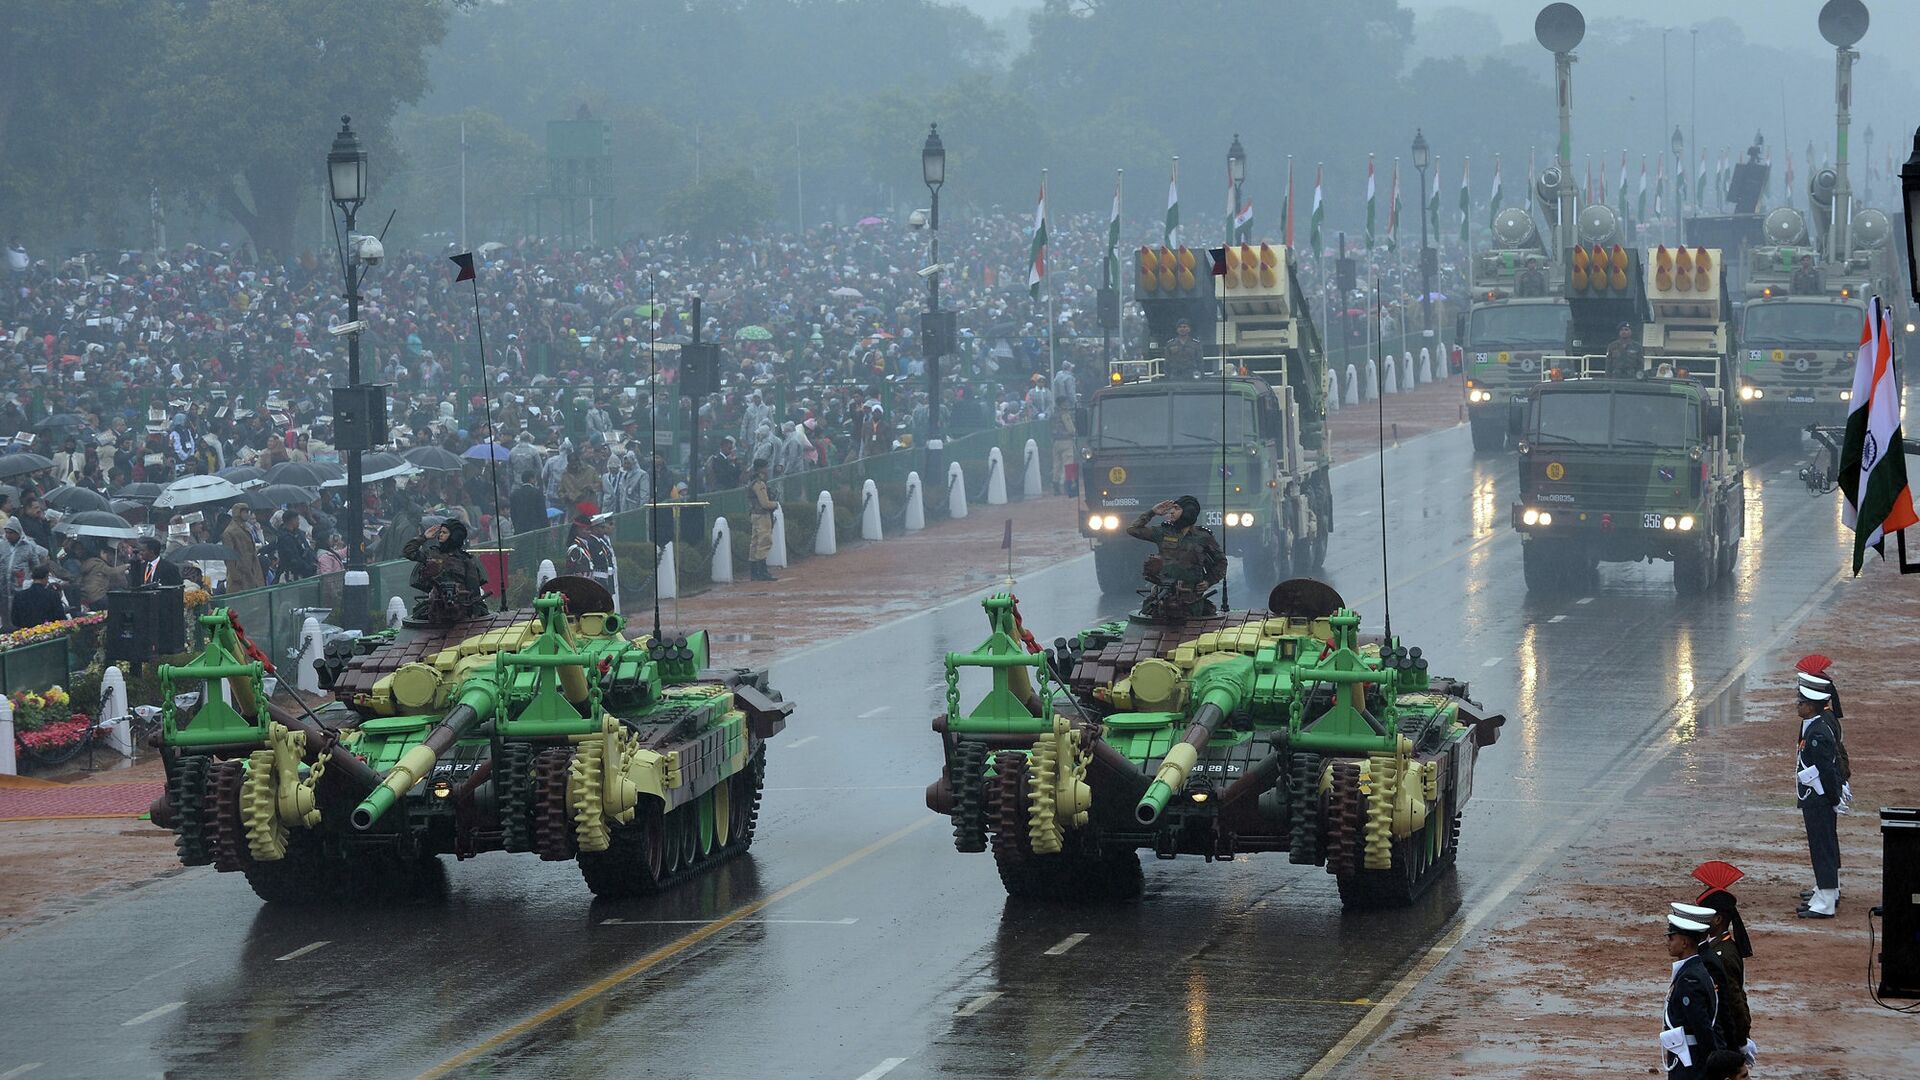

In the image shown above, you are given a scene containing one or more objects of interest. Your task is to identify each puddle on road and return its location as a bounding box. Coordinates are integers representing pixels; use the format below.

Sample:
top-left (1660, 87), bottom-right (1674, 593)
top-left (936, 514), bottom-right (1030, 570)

top-left (1669, 672), bottom-right (1751, 744)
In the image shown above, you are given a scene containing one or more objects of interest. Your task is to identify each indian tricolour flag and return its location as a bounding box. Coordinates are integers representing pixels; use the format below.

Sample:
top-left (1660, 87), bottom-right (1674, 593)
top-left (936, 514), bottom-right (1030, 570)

top-left (1165, 158), bottom-right (1180, 247)
top-left (1364, 155), bottom-right (1376, 250)
top-left (1028, 174), bottom-right (1047, 301)
top-left (1458, 156), bottom-right (1471, 244)
top-left (1839, 297), bottom-right (1918, 572)
top-left (1106, 171), bottom-right (1121, 289)
top-left (1489, 155), bottom-right (1503, 216)
top-left (1309, 163), bottom-right (1324, 258)
top-left (1637, 156), bottom-right (1648, 221)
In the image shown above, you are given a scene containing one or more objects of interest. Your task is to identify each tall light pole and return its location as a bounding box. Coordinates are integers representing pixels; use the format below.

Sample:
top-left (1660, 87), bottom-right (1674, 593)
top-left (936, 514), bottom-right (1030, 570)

top-left (920, 123), bottom-right (950, 489)
top-left (1411, 128), bottom-right (1433, 345)
top-left (328, 117), bottom-right (378, 632)
top-left (1672, 125), bottom-right (1687, 242)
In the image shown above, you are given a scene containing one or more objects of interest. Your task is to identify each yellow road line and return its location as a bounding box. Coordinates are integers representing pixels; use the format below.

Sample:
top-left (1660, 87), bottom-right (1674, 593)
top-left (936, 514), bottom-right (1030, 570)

top-left (417, 817), bottom-right (936, 1079)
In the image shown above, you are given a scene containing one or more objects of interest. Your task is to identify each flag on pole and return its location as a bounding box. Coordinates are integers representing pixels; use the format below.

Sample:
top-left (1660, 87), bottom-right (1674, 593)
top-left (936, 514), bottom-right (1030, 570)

top-left (1637, 156), bottom-right (1648, 221)
top-left (1597, 155), bottom-right (1606, 206)
top-left (1428, 157), bottom-right (1441, 236)
top-left (1697, 151), bottom-right (1708, 209)
top-left (1523, 148), bottom-right (1533, 213)
top-left (1839, 297), bottom-right (1918, 572)
top-left (1584, 155), bottom-right (1593, 204)
top-left (1655, 153), bottom-right (1666, 216)
top-left (1233, 197), bottom-right (1254, 242)
top-left (1106, 171), bottom-right (1121, 289)
top-left (1309, 163), bottom-right (1324, 259)
top-left (1227, 160), bottom-right (1237, 234)
top-left (1458, 156), bottom-right (1472, 244)
top-left (1617, 151), bottom-right (1628, 219)
top-left (1716, 148), bottom-right (1729, 206)
top-left (1165, 158), bottom-right (1180, 247)
top-left (450, 252), bottom-right (476, 282)
top-left (1364, 155), bottom-right (1376, 250)
top-left (1387, 158), bottom-right (1400, 252)
top-left (1028, 175), bottom-right (1047, 301)
top-left (1284, 157), bottom-right (1295, 249)
top-left (1491, 155), bottom-right (1504, 216)
top-left (1784, 148), bottom-right (1795, 208)
top-left (1676, 150), bottom-right (1688, 204)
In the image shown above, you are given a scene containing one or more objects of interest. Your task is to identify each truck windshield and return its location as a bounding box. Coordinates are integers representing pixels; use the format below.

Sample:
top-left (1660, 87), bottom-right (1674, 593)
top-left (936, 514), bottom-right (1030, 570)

top-left (1535, 390), bottom-right (1695, 448)
top-left (1096, 393), bottom-right (1254, 447)
top-left (1741, 301), bottom-right (1862, 347)
top-left (1469, 302), bottom-right (1569, 349)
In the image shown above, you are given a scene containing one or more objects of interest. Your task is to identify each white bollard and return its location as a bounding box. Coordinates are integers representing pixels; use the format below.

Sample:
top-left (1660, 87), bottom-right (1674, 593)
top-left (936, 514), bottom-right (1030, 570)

top-left (1421, 346), bottom-right (1436, 382)
top-left (769, 503), bottom-right (790, 567)
top-left (1344, 364), bottom-right (1361, 405)
top-left (985, 447), bottom-right (1009, 505)
top-left (814, 490), bottom-right (838, 555)
top-left (860, 479), bottom-right (883, 541)
top-left (386, 595), bottom-right (408, 629)
top-left (1363, 358), bottom-right (1378, 401)
top-left (904, 472), bottom-right (926, 532)
top-left (535, 558), bottom-right (558, 592)
top-left (1022, 439), bottom-right (1044, 499)
top-left (1384, 356), bottom-right (1400, 395)
top-left (294, 616), bottom-right (325, 694)
top-left (1405, 350), bottom-right (1418, 386)
top-left (710, 516), bottom-right (734, 583)
top-left (1326, 370), bottom-right (1339, 414)
top-left (947, 462), bottom-right (969, 519)
top-left (0, 698), bottom-right (14, 775)
top-left (656, 542), bottom-right (678, 600)
top-left (99, 665), bottom-right (129, 724)
top-left (103, 718), bottom-right (134, 757)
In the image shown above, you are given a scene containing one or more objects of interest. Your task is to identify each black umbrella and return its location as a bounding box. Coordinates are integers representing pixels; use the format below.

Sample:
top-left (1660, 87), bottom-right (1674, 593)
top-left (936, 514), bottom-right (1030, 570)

top-left (402, 446), bottom-right (465, 473)
top-left (35, 414), bottom-right (91, 437)
top-left (52, 510), bottom-right (140, 539)
top-left (163, 542), bottom-right (241, 563)
top-left (113, 481), bottom-right (165, 503)
top-left (246, 484), bottom-right (320, 508)
top-left (216, 465), bottom-right (268, 489)
top-left (263, 461), bottom-right (340, 487)
top-left (44, 484), bottom-right (112, 513)
top-left (0, 452), bottom-right (54, 479)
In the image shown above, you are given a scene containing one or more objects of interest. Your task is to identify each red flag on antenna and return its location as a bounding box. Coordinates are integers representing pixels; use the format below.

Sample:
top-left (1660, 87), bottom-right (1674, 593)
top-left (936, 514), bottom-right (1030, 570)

top-left (450, 251), bottom-right (476, 282)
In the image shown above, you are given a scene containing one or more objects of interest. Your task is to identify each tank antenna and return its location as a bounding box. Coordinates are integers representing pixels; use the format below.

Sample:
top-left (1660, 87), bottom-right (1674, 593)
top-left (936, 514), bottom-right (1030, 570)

top-left (460, 252), bottom-right (506, 612)
top-left (1374, 275), bottom-right (1393, 642)
top-left (649, 272), bottom-right (663, 646)
top-left (1217, 247), bottom-right (1230, 610)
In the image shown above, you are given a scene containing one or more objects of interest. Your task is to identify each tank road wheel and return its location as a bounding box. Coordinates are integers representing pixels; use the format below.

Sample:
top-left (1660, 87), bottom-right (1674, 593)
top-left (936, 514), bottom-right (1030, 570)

top-left (496, 742), bottom-right (537, 854)
top-left (578, 803), bottom-right (668, 898)
top-left (730, 748), bottom-right (767, 851)
top-left (207, 759), bottom-right (251, 874)
top-left (660, 804), bottom-right (686, 870)
top-left (532, 748), bottom-right (578, 862)
top-left (1096, 847), bottom-right (1145, 900)
top-left (1337, 819), bottom-right (1457, 910)
top-left (240, 832), bottom-right (340, 906)
top-left (1286, 753), bottom-right (1324, 864)
top-left (1673, 540), bottom-right (1715, 596)
top-left (677, 803), bottom-right (702, 868)
top-left (697, 788), bottom-right (718, 857)
top-left (712, 778), bottom-right (733, 851)
top-left (950, 740), bottom-right (990, 853)
top-left (1092, 543), bottom-right (1136, 594)
top-left (168, 754), bottom-right (215, 867)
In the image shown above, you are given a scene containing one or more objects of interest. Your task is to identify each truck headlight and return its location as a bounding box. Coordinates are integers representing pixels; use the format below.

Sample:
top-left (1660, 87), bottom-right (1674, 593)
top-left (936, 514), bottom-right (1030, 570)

top-left (1537, 511), bottom-right (1552, 526)
top-left (1088, 514), bottom-right (1104, 530)
top-left (1663, 516), bottom-right (1678, 530)
top-left (1522, 508), bottom-right (1539, 526)
top-left (1678, 515), bottom-right (1695, 531)
top-left (1840, 390), bottom-right (1851, 401)
top-left (1738, 386), bottom-right (1755, 401)
top-left (1103, 514), bottom-right (1119, 531)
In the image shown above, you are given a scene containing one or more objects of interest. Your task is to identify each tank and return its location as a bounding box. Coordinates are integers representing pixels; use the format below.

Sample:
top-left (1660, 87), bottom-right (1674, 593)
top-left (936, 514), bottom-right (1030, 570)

top-left (926, 582), bottom-right (1505, 908)
top-left (149, 577), bottom-right (790, 903)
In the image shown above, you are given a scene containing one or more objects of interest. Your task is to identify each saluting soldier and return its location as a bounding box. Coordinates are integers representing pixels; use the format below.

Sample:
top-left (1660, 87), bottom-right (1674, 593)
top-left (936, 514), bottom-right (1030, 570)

top-left (403, 518), bottom-right (489, 620)
top-left (1793, 670), bottom-right (1845, 918)
top-left (747, 458), bottom-right (778, 581)
top-left (1661, 906), bottom-right (1725, 1079)
top-left (1127, 495), bottom-right (1226, 617)
top-left (1163, 318), bottom-right (1207, 379)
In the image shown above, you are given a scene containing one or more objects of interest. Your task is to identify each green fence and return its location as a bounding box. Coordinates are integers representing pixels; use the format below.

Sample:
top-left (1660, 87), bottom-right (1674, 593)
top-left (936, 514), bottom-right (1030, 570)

top-left (0, 638), bottom-right (72, 697)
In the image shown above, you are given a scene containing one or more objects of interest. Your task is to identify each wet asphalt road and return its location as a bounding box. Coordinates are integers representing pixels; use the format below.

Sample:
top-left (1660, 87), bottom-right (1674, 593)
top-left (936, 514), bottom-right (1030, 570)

top-left (0, 425), bottom-right (1848, 1080)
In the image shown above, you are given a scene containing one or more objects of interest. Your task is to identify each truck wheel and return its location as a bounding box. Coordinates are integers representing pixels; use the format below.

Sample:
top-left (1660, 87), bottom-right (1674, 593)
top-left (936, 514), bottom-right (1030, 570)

top-left (1092, 542), bottom-right (1136, 594)
top-left (1468, 416), bottom-right (1506, 452)
top-left (1673, 541), bottom-right (1716, 596)
top-left (1521, 540), bottom-right (1571, 593)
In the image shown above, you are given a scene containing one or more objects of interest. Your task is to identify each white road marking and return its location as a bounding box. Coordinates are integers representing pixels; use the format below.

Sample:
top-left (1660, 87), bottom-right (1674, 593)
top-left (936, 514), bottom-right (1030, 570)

top-left (275, 940), bottom-right (330, 961)
top-left (120, 1002), bottom-right (185, 1027)
top-left (852, 1058), bottom-right (908, 1080)
top-left (1, 1065), bottom-right (44, 1080)
top-left (1043, 932), bottom-right (1090, 956)
top-left (1548, 614), bottom-right (1567, 623)
top-left (601, 917), bottom-right (857, 926)
top-left (786, 735), bottom-right (819, 749)
top-left (1576, 596), bottom-right (1594, 604)
top-left (954, 991), bottom-right (1003, 1017)
top-left (858, 706), bottom-right (888, 718)
top-left (1480, 657), bottom-right (1502, 668)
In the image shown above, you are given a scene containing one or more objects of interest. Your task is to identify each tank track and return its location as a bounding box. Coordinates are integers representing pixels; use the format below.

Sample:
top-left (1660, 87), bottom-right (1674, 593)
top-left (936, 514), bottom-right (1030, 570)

top-left (168, 755), bottom-right (214, 867)
top-left (577, 748), bottom-right (767, 898)
top-left (532, 747), bottom-right (577, 861)
top-left (207, 759), bottom-right (250, 873)
top-left (1286, 753), bottom-right (1323, 864)
top-left (496, 741), bottom-right (537, 853)
top-left (950, 740), bottom-right (989, 853)
top-left (1324, 760), bottom-right (1363, 879)
top-left (731, 746), bottom-right (766, 852)
top-left (988, 750), bottom-right (1131, 902)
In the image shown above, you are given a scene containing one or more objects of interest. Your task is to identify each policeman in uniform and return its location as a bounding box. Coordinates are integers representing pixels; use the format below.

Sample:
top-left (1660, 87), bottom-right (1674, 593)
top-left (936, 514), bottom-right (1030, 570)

top-left (1604, 321), bottom-right (1644, 379)
top-left (403, 517), bottom-right (489, 620)
top-left (1690, 887), bottom-right (1754, 1063)
top-left (1127, 495), bottom-right (1226, 618)
top-left (1163, 318), bottom-right (1207, 379)
top-left (1794, 674), bottom-right (1844, 918)
top-left (1790, 253), bottom-right (1822, 295)
top-left (1661, 907), bottom-right (1724, 1078)
top-left (747, 457), bottom-right (778, 581)
top-left (1515, 256), bottom-right (1548, 297)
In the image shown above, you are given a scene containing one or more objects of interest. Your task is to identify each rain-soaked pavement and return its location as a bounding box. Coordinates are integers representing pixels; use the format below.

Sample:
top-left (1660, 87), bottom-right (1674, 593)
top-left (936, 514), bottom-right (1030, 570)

top-left (0, 425), bottom-right (1847, 1079)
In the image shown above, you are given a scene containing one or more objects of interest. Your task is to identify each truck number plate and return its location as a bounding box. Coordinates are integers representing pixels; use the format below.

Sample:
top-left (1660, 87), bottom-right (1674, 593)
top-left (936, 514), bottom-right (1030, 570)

top-left (1203, 511), bottom-right (1223, 525)
top-left (1788, 392), bottom-right (1816, 403)
top-left (1642, 513), bottom-right (1664, 529)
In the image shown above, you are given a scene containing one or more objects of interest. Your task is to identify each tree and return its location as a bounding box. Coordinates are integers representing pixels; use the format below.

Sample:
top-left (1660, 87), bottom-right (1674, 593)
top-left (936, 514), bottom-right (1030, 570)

top-left (660, 171), bottom-right (777, 251)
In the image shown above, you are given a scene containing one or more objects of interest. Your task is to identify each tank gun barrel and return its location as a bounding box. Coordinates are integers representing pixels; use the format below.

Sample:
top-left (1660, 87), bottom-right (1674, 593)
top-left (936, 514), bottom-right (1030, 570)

top-left (350, 677), bottom-right (501, 831)
top-left (1135, 655), bottom-right (1254, 824)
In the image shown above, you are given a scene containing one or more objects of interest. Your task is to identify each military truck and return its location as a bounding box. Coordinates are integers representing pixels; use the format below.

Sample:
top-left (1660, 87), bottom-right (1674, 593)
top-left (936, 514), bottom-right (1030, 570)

top-left (1462, 208), bottom-right (1571, 450)
top-left (1737, 204), bottom-right (1898, 443)
top-left (1513, 243), bottom-right (1746, 594)
top-left (1083, 243), bottom-right (1332, 598)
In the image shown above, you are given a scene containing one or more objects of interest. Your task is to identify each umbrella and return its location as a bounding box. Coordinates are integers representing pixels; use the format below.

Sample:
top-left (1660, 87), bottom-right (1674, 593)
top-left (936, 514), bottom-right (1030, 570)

top-left (44, 485), bottom-right (113, 513)
top-left (828, 286), bottom-right (864, 299)
top-left (461, 443), bottom-right (513, 462)
top-left (476, 241), bottom-right (508, 256)
top-left (631, 303), bottom-right (661, 317)
top-left (163, 542), bottom-right (241, 564)
top-left (110, 499), bottom-right (143, 516)
top-left (264, 461), bottom-right (340, 487)
top-left (0, 484), bottom-right (17, 503)
top-left (0, 452), bottom-right (54, 479)
top-left (734, 325), bottom-right (773, 341)
top-left (856, 216), bottom-right (886, 226)
top-left (53, 510), bottom-right (140, 540)
top-left (35, 414), bottom-right (91, 437)
top-left (402, 446), bottom-right (465, 473)
top-left (113, 481), bottom-right (165, 503)
top-left (216, 465), bottom-right (268, 489)
top-left (154, 474), bottom-right (243, 509)
top-left (322, 452), bottom-right (418, 487)
top-left (248, 484), bottom-right (320, 507)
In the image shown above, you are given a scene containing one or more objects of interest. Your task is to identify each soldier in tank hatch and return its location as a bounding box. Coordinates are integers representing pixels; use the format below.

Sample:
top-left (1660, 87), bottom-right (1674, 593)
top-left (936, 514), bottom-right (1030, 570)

top-left (1128, 495), bottom-right (1225, 618)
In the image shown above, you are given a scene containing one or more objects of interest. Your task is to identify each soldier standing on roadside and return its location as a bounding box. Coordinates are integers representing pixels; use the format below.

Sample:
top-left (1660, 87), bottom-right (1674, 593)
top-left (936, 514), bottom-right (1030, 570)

top-left (747, 458), bottom-right (778, 582)
top-left (1660, 907), bottom-right (1724, 1079)
top-left (1793, 673), bottom-right (1844, 918)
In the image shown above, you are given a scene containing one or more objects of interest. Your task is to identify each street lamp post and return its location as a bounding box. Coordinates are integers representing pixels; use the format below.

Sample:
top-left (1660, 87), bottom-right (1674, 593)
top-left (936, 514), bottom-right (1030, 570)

top-left (1411, 128), bottom-right (1433, 347)
top-left (1900, 128), bottom-right (1920, 307)
top-left (1671, 125), bottom-right (1687, 243)
top-left (920, 124), bottom-right (948, 489)
top-left (327, 116), bottom-right (375, 632)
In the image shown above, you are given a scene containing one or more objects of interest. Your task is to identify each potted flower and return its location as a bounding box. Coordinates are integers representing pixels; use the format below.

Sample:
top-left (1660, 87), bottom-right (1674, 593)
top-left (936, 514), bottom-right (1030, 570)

top-left (10, 686), bottom-right (95, 767)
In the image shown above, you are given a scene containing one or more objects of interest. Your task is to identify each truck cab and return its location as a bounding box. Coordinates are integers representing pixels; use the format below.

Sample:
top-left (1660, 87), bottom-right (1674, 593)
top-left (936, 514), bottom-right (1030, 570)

top-left (1463, 210), bottom-right (1571, 451)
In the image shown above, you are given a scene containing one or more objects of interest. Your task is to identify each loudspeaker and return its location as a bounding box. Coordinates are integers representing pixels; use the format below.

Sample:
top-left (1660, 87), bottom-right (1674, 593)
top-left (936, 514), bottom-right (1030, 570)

top-left (920, 309), bottom-right (957, 358)
top-left (332, 384), bottom-right (390, 452)
top-left (104, 586), bottom-right (186, 662)
top-left (679, 342), bottom-right (721, 398)
top-left (1336, 257), bottom-right (1357, 295)
top-left (1096, 286), bottom-right (1120, 331)
top-left (1880, 807), bottom-right (1920, 998)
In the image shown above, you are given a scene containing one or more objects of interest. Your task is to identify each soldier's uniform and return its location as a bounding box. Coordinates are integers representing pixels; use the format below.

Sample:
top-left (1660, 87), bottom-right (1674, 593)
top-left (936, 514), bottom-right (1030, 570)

top-left (1605, 333), bottom-right (1644, 379)
top-left (1661, 909), bottom-right (1724, 1079)
top-left (1128, 497), bottom-right (1226, 617)
top-left (1693, 892), bottom-right (1753, 1060)
top-left (1515, 266), bottom-right (1548, 297)
top-left (1791, 264), bottom-right (1822, 295)
top-left (1163, 331), bottom-right (1207, 380)
top-left (403, 524), bottom-right (489, 621)
top-left (747, 467), bottom-right (778, 581)
top-left (1795, 675), bottom-right (1844, 918)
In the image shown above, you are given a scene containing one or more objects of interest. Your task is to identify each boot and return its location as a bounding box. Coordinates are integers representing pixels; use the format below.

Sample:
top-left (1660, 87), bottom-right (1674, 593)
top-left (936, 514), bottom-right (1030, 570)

top-left (1797, 887), bottom-right (1838, 918)
top-left (750, 560), bottom-right (777, 582)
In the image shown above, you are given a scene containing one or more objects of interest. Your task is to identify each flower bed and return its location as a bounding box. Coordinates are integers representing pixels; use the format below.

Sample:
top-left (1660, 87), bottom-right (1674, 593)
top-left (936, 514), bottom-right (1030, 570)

top-left (0, 612), bottom-right (105, 652)
top-left (8, 686), bottom-right (97, 767)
